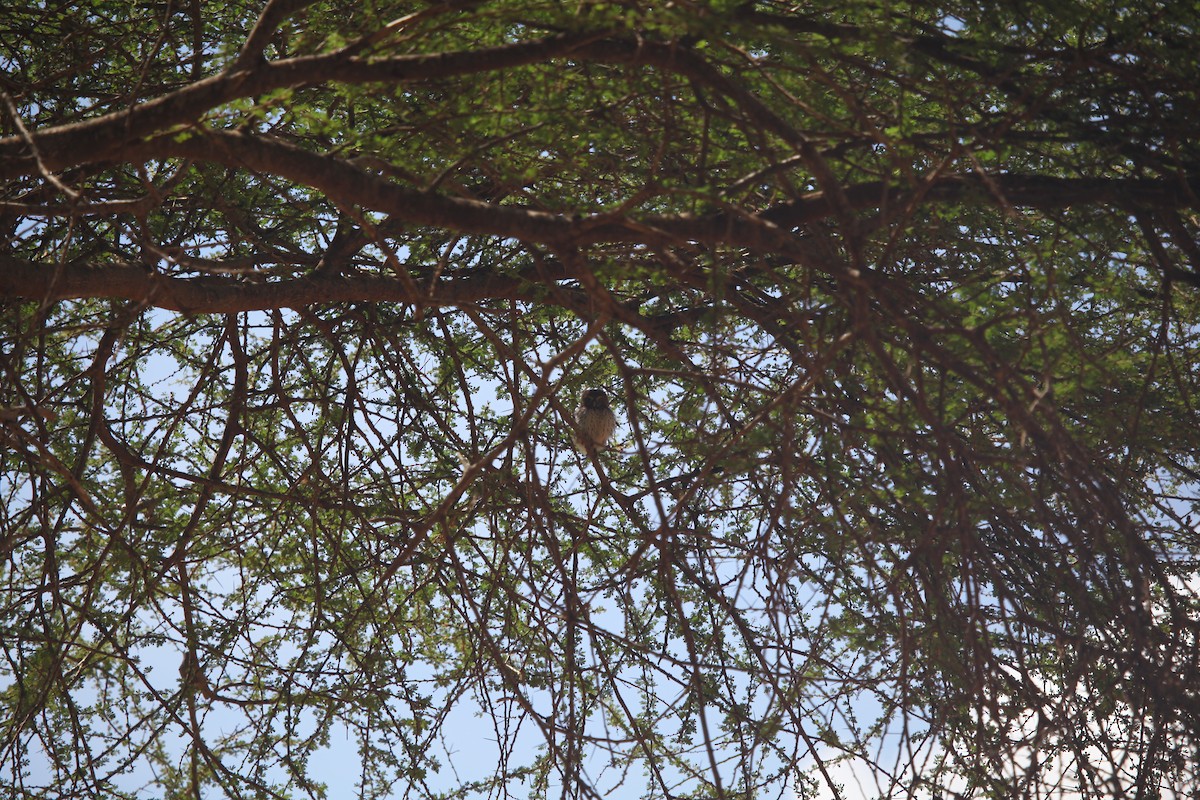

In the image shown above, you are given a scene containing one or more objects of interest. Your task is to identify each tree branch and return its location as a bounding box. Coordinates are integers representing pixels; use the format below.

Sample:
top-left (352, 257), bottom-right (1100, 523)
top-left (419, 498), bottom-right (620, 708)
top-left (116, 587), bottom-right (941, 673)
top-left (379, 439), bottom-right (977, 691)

top-left (230, 0), bottom-right (323, 72)
top-left (0, 255), bottom-right (532, 313)
top-left (0, 32), bottom-right (605, 180)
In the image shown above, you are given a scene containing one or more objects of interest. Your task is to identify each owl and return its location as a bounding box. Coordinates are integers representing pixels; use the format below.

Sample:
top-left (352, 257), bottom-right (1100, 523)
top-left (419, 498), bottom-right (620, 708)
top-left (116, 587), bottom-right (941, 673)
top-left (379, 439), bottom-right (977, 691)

top-left (574, 387), bottom-right (617, 451)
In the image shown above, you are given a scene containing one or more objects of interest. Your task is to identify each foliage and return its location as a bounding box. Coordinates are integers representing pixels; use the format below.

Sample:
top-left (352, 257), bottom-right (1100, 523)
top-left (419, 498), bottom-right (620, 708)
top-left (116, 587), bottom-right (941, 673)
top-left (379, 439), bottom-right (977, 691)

top-left (3, 1), bottom-right (1200, 798)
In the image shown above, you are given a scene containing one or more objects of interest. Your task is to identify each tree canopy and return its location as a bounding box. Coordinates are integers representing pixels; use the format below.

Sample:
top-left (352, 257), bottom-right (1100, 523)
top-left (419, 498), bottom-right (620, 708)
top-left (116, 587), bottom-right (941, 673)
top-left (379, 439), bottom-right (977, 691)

top-left (3, 1), bottom-right (1200, 798)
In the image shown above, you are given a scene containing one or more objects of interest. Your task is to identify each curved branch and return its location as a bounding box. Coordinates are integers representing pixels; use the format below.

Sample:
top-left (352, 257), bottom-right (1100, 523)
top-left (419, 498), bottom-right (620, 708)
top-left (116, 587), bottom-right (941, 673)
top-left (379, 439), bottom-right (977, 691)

top-left (0, 31), bottom-right (605, 179)
top-left (230, 0), bottom-right (323, 72)
top-left (133, 129), bottom-right (580, 243)
top-left (122, 130), bottom-right (833, 268)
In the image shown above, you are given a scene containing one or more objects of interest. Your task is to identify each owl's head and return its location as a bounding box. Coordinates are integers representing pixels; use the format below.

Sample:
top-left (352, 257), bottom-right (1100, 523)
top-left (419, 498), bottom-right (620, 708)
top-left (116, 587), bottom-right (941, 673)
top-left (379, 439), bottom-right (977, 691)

top-left (580, 387), bottom-right (610, 410)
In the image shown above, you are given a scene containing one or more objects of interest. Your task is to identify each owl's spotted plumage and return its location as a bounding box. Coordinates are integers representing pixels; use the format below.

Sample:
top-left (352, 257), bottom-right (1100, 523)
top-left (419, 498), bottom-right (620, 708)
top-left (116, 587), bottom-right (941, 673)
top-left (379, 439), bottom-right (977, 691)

top-left (574, 388), bottom-right (617, 451)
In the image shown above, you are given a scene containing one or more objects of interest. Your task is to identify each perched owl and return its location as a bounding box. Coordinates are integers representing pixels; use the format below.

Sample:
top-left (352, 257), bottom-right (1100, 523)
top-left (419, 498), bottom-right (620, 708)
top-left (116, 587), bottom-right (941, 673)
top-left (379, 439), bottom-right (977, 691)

top-left (574, 387), bottom-right (617, 451)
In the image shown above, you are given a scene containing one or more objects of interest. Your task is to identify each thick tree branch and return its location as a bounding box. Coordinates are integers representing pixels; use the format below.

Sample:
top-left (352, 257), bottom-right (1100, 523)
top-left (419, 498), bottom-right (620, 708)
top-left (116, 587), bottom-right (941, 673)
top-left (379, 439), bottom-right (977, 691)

top-left (124, 132), bottom-right (1200, 259)
top-left (0, 255), bottom-right (534, 312)
top-left (117, 130), bottom-right (835, 269)
top-left (759, 173), bottom-right (1200, 226)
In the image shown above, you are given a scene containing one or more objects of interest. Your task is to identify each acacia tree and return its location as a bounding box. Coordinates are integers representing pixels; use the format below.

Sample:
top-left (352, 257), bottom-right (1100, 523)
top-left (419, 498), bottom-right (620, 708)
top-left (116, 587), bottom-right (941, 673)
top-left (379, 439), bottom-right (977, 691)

top-left (2, 1), bottom-right (1199, 798)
